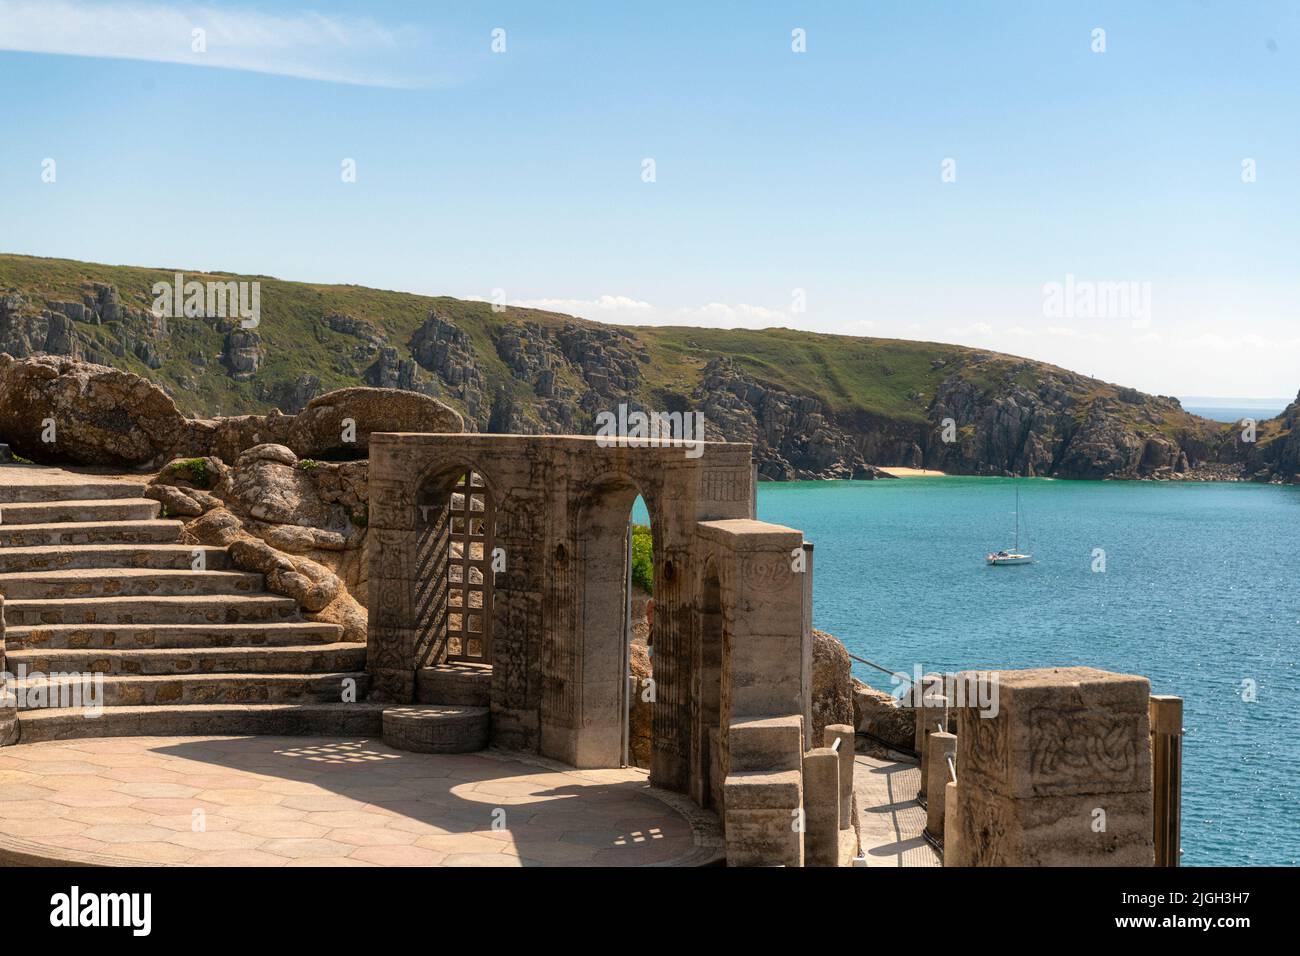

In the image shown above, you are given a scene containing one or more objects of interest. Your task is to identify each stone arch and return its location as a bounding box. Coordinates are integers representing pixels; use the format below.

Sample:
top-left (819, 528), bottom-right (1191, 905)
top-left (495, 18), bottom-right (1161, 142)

top-left (553, 469), bottom-right (666, 769)
top-left (412, 458), bottom-right (501, 669)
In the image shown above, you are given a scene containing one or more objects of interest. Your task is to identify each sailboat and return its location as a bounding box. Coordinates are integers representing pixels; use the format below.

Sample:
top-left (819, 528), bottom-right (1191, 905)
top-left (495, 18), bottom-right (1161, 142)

top-left (986, 481), bottom-right (1033, 565)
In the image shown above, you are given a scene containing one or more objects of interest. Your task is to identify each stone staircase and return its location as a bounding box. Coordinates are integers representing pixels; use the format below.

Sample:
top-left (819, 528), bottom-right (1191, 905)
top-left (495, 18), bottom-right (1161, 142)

top-left (0, 467), bottom-right (384, 741)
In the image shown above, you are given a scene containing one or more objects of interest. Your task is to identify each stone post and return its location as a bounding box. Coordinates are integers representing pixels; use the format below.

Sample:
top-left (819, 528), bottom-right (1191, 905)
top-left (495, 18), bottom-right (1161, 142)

top-left (942, 781), bottom-right (964, 866)
top-left (926, 732), bottom-right (957, 838)
top-left (910, 675), bottom-right (933, 754)
top-left (1150, 695), bottom-right (1184, 867)
top-left (824, 724), bottom-right (854, 831)
top-left (953, 667), bottom-right (1154, 866)
top-left (802, 747), bottom-right (839, 866)
top-left (917, 689), bottom-right (948, 801)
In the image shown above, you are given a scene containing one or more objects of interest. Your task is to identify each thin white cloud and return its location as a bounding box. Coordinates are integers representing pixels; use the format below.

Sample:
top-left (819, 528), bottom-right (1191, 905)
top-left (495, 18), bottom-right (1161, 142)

top-left (1179, 332), bottom-right (1279, 351)
top-left (678, 302), bottom-right (788, 328)
top-left (507, 295), bottom-right (654, 316)
top-left (0, 0), bottom-right (424, 87)
top-left (483, 293), bottom-right (798, 330)
top-left (1003, 325), bottom-right (1109, 343)
top-left (947, 322), bottom-right (994, 337)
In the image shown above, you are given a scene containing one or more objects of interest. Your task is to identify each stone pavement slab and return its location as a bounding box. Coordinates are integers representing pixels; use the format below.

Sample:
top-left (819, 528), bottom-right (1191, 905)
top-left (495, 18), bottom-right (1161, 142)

top-left (0, 736), bottom-right (722, 867)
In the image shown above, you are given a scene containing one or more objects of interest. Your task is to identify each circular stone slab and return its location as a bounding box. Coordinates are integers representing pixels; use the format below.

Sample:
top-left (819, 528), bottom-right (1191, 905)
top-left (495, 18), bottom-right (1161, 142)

top-left (382, 705), bottom-right (489, 754)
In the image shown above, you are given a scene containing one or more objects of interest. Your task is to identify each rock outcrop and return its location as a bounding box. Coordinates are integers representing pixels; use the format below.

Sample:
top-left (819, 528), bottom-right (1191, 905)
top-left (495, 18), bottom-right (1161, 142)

top-left (409, 312), bottom-right (486, 423)
top-left (285, 387), bottom-right (463, 460)
top-left (1238, 390), bottom-right (1300, 483)
top-left (154, 443), bottom-right (372, 643)
top-left (694, 359), bottom-right (890, 480)
top-left (852, 680), bottom-right (915, 752)
top-left (0, 354), bottom-right (461, 470)
top-left (811, 630), bottom-right (855, 748)
top-left (0, 353), bottom-right (186, 467)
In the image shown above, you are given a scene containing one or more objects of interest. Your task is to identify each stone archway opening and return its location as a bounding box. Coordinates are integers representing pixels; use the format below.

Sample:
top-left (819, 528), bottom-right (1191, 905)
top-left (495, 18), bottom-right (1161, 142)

top-left (414, 467), bottom-right (497, 674)
top-left (627, 498), bottom-right (655, 769)
top-left (561, 476), bottom-right (663, 770)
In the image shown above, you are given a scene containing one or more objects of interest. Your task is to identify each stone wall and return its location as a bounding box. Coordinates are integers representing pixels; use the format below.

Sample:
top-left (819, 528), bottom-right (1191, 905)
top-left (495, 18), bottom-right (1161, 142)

top-left (365, 433), bottom-right (755, 790)
top-left (949, 666), bottom-right (1154, 866)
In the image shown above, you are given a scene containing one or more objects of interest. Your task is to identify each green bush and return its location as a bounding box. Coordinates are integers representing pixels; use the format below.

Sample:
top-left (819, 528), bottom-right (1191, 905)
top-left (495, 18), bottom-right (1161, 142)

top-left (631, 523), bottom-right (654, 593)
top-left (174, 457), bottom-right (210, 488)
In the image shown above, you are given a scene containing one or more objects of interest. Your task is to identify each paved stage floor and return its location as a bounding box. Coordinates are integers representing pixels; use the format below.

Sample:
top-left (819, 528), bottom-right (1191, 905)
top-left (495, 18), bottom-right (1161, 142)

top-left (0, 736), bottom-right (722, 867)
top-left (854, 752), bottom-right (941, 867)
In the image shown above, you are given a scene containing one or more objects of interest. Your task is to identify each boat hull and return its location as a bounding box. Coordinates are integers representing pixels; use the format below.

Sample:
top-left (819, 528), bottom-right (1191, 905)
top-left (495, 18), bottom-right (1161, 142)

top-left (987, 553), bottom-right (1033, 565)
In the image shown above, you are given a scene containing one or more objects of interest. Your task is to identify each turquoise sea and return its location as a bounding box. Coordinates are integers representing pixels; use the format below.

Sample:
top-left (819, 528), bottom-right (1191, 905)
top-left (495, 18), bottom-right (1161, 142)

top-left (753, 477), bottom-right (1298, 866)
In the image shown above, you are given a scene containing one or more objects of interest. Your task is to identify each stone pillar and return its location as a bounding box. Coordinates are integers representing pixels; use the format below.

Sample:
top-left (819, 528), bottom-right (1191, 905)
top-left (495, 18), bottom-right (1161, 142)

top-left (954, 667), bottom-right (1154, 866)
top-left (801, 747), bottom-right (839, 867)
top-left (824, 724), bottom-right (854, 831)
top-left (801, 544), bottom-right (814, 752)
top-left (910, 676), bottom-right (930, 754)
top-left (722, 768), bottom-right (803, 867)
top-left (926, 731), bottom-right (956, 838)
top-left (917, 689), bottom-right (948, 801)
top-left (942, 781), bottom-right (964, 866)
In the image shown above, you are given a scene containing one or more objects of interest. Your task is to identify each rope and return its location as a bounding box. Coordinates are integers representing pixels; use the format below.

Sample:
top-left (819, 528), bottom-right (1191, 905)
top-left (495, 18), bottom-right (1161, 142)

top-left (846, 651), bottom-right (913, 684)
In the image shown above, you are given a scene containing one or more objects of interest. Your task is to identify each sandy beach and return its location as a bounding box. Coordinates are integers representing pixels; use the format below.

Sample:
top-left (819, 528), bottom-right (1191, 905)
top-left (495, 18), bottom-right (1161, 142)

top-left (878, 467), bottom-right (947, 478)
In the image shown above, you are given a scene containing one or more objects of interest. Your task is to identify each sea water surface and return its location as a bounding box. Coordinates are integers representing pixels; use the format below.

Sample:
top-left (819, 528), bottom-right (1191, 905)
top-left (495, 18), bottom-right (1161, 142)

top-left (751, 477), bottom-right (1299, 866)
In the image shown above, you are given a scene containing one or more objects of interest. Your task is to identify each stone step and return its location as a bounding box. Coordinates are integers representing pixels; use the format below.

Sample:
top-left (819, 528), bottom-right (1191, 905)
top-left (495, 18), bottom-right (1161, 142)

top-left (0, 567), bottom-right (262, 600)
top-left (0, 477), bottom-right (148, 504)
top-left (0, 519), bottom-right (184, 548)
top-left (4, 594), bottom-right (301, 626)
top-left (11, 671), bottom-right (369, 710)
top-left (0, 498), bottom-right (160, 524)
top-left (0, 544), bottom-right (229, 574)
top-left (8, 643), bottom-right (367, 676)
top-left (16, 702), bottom-right (387, 742)
top-left (416, 663), bottom-right (492, 707)
top-left (382, 704), bottom-right (490, 754)
top-left (5, 621), bottom-right (344, 651)
top-left (728, 715), bottom-right (804, 773)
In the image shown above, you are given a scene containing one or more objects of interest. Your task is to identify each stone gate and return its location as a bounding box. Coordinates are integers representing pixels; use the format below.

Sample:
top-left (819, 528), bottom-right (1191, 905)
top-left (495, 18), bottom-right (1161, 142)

top-left (365, 433), bottom-right (811, 858)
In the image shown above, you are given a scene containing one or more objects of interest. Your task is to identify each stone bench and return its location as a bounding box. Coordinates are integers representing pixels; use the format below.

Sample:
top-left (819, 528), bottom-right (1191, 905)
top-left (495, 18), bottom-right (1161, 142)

top-left (382, 704), bottom-right (489, 754)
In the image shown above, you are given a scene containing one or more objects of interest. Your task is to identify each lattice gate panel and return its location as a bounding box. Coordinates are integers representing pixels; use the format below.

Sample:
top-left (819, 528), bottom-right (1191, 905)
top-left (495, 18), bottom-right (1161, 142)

top-left (446, 471), bottom-right (494, 663)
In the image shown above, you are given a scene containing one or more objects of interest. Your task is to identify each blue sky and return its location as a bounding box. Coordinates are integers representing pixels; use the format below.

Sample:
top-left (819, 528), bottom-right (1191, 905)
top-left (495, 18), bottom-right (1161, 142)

top-left (1, 0), bottom-right (1298, 397)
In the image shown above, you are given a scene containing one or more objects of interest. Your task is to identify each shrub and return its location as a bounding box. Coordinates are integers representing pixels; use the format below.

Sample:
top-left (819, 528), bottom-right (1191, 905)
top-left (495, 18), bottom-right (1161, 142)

top-left (631, 523), bottom-right (653, 593)
top-left (174, 457), bottom-right (210, 488)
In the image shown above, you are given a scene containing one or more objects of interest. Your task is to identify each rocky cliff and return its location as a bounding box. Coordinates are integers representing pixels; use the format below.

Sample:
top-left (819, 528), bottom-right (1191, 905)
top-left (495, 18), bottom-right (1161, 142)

top-left (0, 253), bottom-right (1263, 481)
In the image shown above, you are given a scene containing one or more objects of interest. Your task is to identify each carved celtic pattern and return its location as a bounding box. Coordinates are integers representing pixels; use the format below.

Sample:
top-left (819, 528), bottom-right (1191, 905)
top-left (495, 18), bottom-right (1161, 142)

top-left (1029, 709), bottom-right (1139, 784)
top-left (964, 705), bottom-right (1009, 779)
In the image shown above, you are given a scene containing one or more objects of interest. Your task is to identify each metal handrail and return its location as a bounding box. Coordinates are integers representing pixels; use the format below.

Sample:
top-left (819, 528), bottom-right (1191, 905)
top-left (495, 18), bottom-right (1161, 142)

top-left (846, 650), bottom-right (913, 685)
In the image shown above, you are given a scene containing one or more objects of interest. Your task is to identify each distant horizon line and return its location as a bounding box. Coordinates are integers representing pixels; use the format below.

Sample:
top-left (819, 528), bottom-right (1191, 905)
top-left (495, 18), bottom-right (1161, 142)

top-left (1179, 396), bottom-right (1292, 405)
